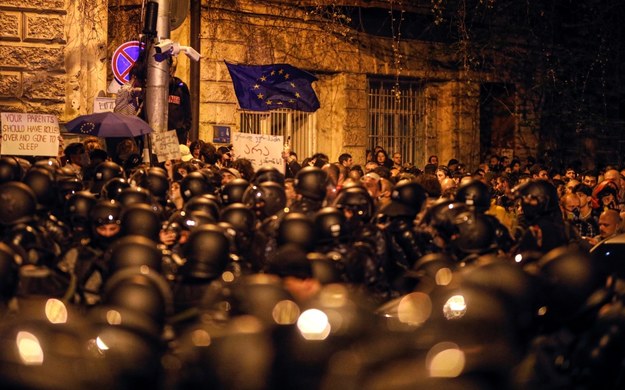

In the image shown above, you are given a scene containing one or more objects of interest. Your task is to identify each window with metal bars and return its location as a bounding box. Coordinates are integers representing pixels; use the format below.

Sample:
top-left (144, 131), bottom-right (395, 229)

top-left (368, 79), bottom-right (431, 167)
top-left (239, 109), bottom-right (317, 159)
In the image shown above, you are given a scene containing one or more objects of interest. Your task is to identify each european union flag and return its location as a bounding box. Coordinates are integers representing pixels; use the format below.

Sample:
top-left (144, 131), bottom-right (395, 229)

top-left (225, 61), bottom-right (320, 112)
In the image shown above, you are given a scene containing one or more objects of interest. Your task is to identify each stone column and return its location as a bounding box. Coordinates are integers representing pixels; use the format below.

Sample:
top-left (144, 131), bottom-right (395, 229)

top-left (434, 80), bottom-right (480, 170)
top-left (316, 72), bottom-right (368, 164)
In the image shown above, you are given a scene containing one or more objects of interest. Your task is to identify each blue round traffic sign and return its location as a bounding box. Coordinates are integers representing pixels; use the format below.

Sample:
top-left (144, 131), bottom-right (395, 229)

top-left (111, 41), bottom-right (141, 85)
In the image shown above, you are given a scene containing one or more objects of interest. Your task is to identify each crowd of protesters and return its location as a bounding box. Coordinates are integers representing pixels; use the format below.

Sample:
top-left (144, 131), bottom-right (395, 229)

top-left (0, 136), bottom-right (624, 389)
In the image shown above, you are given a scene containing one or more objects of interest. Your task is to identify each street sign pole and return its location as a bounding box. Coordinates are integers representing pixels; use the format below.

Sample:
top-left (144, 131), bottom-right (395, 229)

top-left (145, 0), bottom-right (170, 134)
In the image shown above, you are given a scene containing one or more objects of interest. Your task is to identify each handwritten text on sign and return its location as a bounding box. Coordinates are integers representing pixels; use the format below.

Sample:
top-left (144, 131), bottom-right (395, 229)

top-left (1, 113), bottom-right (60, 157)
top-left (151, 130), bottom-right (181, 162)
top-left (232, 132), bottom-right (284, 174)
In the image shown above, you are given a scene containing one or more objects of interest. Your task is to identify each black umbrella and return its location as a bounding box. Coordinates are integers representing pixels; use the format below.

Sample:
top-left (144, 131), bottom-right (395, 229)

top-left (64, 112), bottom-right (153, 138)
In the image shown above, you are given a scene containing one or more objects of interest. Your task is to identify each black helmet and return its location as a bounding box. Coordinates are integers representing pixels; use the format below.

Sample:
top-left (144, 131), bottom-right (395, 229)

top-left (0, 181), bottom-right (37, 225)
top-left (56, 176), bottom-right (84, 202)
top-left (130, 167), bottom-right (169, 199)
top-left (120, 203), bottom-right (162, 241)
top-left (536, 246), bottom-right (601, 329)
top-left (33, 157), bottom-right (60, 173)
top-left (253, 165), bottom-right (285, 185)
top-left (0, 156), bottom-right (23, 183)
top-left (103, 266), bottom-right (172, 330)
top-left (23, 167), bottom-right (56, 210)
top-left (221, 178), bottom-right (250, 205)
top-left (65, 191), bottom-right (97, 230)
top-left (198, 167), bottom-right (222, 193)
top-left (91, 161), bottom-right (125, 194)
top-left (514, 180), bottom-right (560, 221)
top-left (184, 194), bottom-right (221, 220)
top-left (242, 181), bottom-right (286, 220)
top-left (117, 186), bottom-right (153, 208)
top-left (277, 212), bottom-right (315, 250)
top-left (380, 180), bottom-right (427, 217)
top-left (164, 210), bottom-right (214, 243)
top-left (180, 171), bottom-right (211, 201)
top-left (333, 185), bottom-right (374, 221)
top-left (422, 200), bottom-right (469, 242)
top-left (219, 203), bottom-right (256, 234)
top-left (101, 178), bottom-right (131, 201)
top-left (456, 179), bottom-right (491, 213)
top-left (90, 199), bottom-right (123, 227)
top-left (108, 235), bottom-right (163, 273)
top-left (450, 211), bottom-right (497, 257)
top-left (294, 166), bottom-right (328, 201)
top-left (314, 207), bottom-right (346, 243)
top-left (181, 224), bottom-right (231, 280)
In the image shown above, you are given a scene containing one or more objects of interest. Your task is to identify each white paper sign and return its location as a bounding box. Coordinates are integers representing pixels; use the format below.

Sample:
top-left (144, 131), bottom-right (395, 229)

top-left (150, 130), bottom-right (181, 162)
top-left (231, 131), bottom-right (284, 174)
top-left (93, 97), bottom-right (116, 113)
top-left (0, 112), bottom-right (60, 157)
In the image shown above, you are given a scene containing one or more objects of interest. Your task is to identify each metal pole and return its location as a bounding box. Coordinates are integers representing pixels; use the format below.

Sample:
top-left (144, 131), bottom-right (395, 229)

top-left (189, 0), bottom-right (201, 141)
top-left (145, 0), bottom-right (171, 134)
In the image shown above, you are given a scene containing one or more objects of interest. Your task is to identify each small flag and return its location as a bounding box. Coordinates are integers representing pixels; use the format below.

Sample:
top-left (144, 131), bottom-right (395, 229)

top-left (225, 61), bottom-right (320, 112)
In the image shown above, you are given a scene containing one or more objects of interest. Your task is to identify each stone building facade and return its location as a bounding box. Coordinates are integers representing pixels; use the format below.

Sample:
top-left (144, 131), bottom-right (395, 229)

top-left (1, 0), bottom-right (539, 169)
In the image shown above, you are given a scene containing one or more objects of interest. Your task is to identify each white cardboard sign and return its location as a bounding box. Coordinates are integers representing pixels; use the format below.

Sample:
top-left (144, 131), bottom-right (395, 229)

top-left (150, 130), bottom-right (181, 162)
top-left (231, 131), bottom-right (284, 174)
top-left (0, 112), bottom-right (60, 157)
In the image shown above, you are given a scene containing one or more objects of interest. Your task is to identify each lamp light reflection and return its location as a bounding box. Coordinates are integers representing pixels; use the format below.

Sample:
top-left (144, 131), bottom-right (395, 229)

top-left (44, 298), bottom-right (68, 324)
top-left (426, 342), bottom-right (465, 377)
top-left (16, 331), bottom-right (44, 365)
top-left (297, 309), bottom-right (331, 340)
top-left (443, 295), bottom-right (467, 320)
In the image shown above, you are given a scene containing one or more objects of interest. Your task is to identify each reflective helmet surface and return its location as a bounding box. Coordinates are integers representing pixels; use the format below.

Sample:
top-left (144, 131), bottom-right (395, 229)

top-left (120, 203), bottom-right (162, 241)
top-left (314, 206), bottom-right (346, 242)
top-left (108, 235), bottom-right (163, 273)
top-left (117, 186), bottom-right (153, 207)
top-left (219, 203), bottom-right (256, 234)
top-left (451, 211), bottom-right (497, 256)
top-left (0, 181), bottom-right (37, 225)
top-left (277, 212), bottom-right (315, 250)
top-left (90, 199), bottom-right (123, 227)
top-left (221, 178), bottom-right (250, 205)
top-left (253, 165), bottom-right (285, 185)
top-left (515, 180), bottom-right (560, 220)
top-left (243, 181), bottom-right (286, 220)
top-left (333, 185), bottom-right (374, 221)
top-left (294, 166), bottom-right (328, 201)
top-left (183, 194), bottom-right (221, 221)
top-left (101, 177), bottom-right (131, 201)
top-left (23, 167), bottom-right (56, 209)
top-left (456, 179), bottom-right (491, 213)
top-left (181, 224), bottom-right (231, 280)
top-left (0, 156), bottom-right (23, 183)
top-left (91, 161), bottom-right (125, 194)
top-left (180, 171), bottom-right (210, 201)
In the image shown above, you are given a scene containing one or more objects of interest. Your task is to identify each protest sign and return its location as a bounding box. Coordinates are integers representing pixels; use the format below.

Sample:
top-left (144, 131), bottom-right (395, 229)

top-left (151, 130), bottom-right (181, 162)
top-left (93, 97), bottom-right (116, 113)
top-left (231, 131), bottom-right (284, 174)
top-left (1, 113), bottom-right (60, 157)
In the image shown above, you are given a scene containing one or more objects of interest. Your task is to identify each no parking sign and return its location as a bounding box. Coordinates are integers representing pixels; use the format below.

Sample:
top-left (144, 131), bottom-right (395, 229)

top-left (111, 41), bottom-right (142, 85)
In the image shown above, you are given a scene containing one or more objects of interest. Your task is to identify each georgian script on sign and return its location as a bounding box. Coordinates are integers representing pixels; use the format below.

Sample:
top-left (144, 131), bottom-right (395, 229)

top-left (231, 131), bottom-right (284, 174)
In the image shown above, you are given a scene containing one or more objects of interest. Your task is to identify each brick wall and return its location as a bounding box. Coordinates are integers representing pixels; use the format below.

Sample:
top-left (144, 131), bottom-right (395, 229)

top-left (0, 0), bottom-right (67, 115)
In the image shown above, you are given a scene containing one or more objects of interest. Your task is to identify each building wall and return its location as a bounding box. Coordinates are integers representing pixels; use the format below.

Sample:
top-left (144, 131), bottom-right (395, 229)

top-left (197, 1), bottom-right (492, 166)
top-left (0, 0), bottom-right (108, 122)
top-left (0, 0), bottom-right (537, 169)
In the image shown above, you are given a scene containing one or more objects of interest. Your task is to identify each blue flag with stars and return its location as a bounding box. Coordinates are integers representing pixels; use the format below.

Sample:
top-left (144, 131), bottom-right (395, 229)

top-left (225, 61), bottom-right (320, 112)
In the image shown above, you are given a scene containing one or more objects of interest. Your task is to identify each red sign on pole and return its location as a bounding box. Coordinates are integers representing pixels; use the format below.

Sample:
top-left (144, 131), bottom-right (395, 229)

top-left (111, 41), bottom-right (141, 85)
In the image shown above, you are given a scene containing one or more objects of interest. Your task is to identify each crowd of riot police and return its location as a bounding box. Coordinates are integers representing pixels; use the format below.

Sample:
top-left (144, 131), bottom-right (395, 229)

top-left (0, 153), bottom-right (622, 390)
